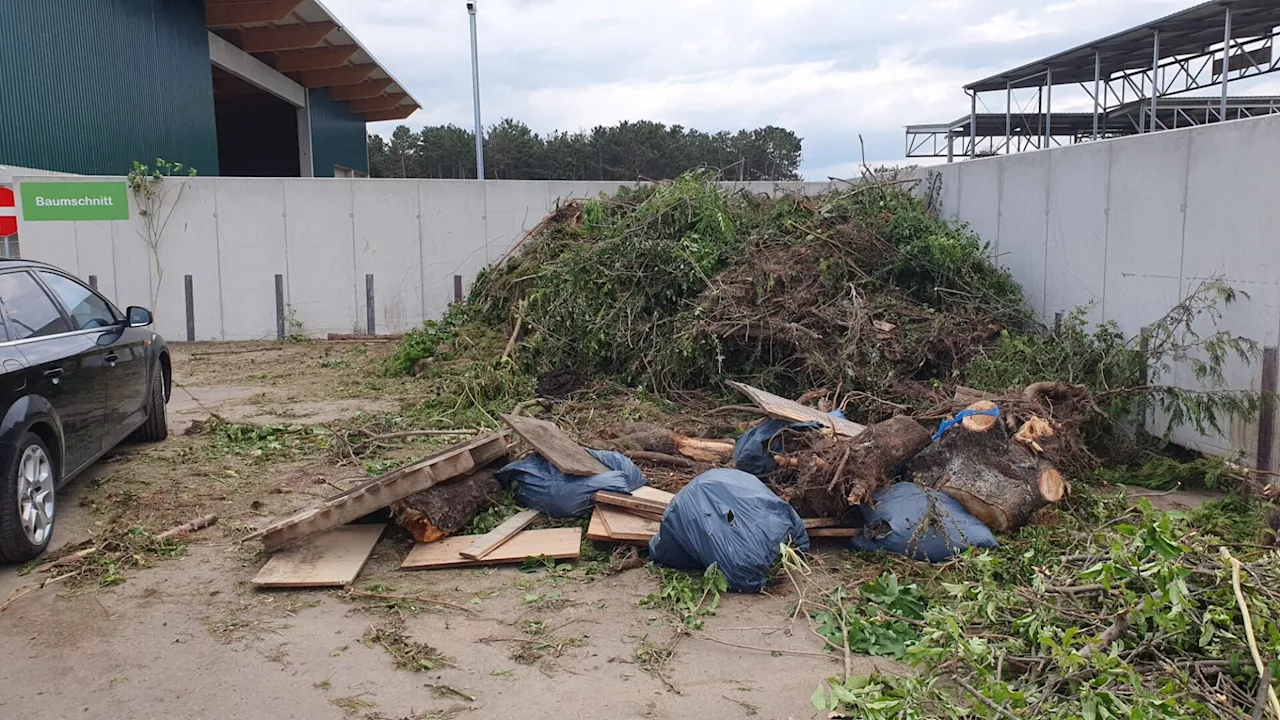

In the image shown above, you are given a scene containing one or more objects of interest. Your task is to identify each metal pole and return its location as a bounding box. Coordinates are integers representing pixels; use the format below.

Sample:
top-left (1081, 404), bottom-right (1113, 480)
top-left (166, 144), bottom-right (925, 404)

top-left (1045, 66), bottom-right (1053, 148)
top-left (1005, 81), bottom-right (1012, 154)
top-left (1092, 50), bottom-right (1101, 140)
top-left (1150, 29), bottom-right (1160, 133)
top-left (1221, 5), bottom-right (1233, 121)
top-left (468, 2), bottom-right (485, 180)
top-left (968, 90), bottom-right (977, 158)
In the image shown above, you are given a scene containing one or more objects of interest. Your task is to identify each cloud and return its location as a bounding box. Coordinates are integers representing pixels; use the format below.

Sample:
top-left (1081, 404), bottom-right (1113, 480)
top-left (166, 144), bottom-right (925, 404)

top-left (329, 0), bottom-right (1203, 177)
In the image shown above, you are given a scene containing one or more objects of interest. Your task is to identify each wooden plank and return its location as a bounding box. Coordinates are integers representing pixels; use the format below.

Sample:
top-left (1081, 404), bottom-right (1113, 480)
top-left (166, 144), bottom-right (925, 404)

top-left (459, 510), bottom-right (540, 560)
top-left (586, 508), bottom-right (649, 546)
top-left (500, 413), bottom-right (607, 477)
top-left (802, 517), bottom-right (843, 529)
top-left (597, 506), bottom-right (659, 542)
top-left (594, 491), bottom-right (668, 516)
top-left (400, 528), bottom-right (581, 570)
top-left (727, 381), bottom-right (866, 437)
top-left (251, 524), bottom-right (385, 588)
top-left (246, 434), bottom-right (508, 551)
top-left (631, 486), bottom-right (675, 506)
top-left (808, 527), bottom-right (860, 539)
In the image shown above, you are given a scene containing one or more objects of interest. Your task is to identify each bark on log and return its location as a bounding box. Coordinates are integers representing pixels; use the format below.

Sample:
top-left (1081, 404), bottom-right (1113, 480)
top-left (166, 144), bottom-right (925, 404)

top-left (608, 426), bottom-right (735, 463)
top-left (907, 407), bottom-right (1063, 533)
top-left (389, 470), bottom-right (503, 543)
top-left (785, 416), bottom-right (930, 517)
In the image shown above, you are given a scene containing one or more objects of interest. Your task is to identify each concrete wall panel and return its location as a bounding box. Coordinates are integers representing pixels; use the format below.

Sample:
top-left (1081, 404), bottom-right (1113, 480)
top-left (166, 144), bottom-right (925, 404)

top-left (420, 180), bottom-right (486, 318)
top-left (956, 159), bottom-right (1001, 259)
top-left (353, 180), bottom-right (423, 333)
top-left (1044, 141), bottom-right (1110, 324)
top-left (284, 180), bottom-right (357, 336)
top-left (994, 152), bottom-right (1049, 318)
top-left (214, 179), bottom-right (287, 340)
top-left (73, 222), bottom-right (118, 304)
top-left (1183, 118), bottom-right (1280, 285)
top-left (150, 179), bottom-right (221, 340)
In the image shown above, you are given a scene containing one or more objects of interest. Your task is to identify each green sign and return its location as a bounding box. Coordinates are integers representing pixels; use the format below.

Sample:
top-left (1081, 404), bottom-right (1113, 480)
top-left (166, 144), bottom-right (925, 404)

top-left (20, 181), bottom-right (130, 221)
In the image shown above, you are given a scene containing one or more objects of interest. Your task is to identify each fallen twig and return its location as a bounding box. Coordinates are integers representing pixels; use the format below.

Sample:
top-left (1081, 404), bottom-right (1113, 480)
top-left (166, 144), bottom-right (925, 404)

top-left (155, 514), bottom-right (218, 541)
top-left (694, 634), bottom-right (833, 660)
top-left (1079, 610), bottom-right (1131, 660)
top-left (343, 587), bottom-right (477, 614)
top-left (952, 674), bottom-right (1021, 720)
top-left (426, 683), bottom-right (476, 703)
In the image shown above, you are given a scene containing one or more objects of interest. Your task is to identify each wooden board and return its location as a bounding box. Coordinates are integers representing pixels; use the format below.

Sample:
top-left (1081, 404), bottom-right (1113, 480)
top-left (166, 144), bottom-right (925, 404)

top-left (500, 413), bottom-right (607, 476)
top-left (401, 528), bottom-right (581, 570)
top-left (597, 506), bottom-right (660, 542)
top-left (459, 509), bottom-right (540, 560)
top-left (631, 486), bottom-right (675, 506)
top-left (245, 434), bottom-right (508, 551)
top-left (802, 517), bottom-right (843, 529)
top-left (808, 527), bottom-right (860, 539)
top-left (587, 508), bottom-right (651, 546)
top-left (727, 381), bottom-right (867, 437)
top-left (251, 524), bottom-right (385, 588)
top-left (595, 491), bottom-right (668, 516)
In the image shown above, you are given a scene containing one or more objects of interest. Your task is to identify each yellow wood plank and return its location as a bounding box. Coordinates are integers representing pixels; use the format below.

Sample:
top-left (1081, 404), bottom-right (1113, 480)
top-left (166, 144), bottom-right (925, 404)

top-left (251, 524), bottom-right (385, 588)
top-left (500, 413), bottom-right (607, 476)
top-left (459, 509), bottom-right (540, 560)
top-left (727, 381), bottom-right (866, 437)
top-left (401, 528), bottom-right (581, 570)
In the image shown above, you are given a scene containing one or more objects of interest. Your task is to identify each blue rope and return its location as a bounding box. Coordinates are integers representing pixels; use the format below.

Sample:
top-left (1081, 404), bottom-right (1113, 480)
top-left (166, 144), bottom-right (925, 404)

top-left (931, 406), bottom-right (1001, 441)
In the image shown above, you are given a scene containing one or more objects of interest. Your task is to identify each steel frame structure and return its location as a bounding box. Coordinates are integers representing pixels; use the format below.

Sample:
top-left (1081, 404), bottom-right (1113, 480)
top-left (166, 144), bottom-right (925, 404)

top-left (906, 0), bottom-right (1280, 161)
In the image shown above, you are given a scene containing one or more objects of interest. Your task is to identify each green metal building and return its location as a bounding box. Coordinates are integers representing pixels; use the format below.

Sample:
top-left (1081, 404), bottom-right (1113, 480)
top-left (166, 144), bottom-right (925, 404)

top-left (0, 0), bottom-right (420, 178)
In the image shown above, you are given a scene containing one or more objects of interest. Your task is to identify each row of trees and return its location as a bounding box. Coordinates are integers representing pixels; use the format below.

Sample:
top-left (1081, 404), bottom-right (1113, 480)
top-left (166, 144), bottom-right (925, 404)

top-left (366, 119), bottom-right (803, 181)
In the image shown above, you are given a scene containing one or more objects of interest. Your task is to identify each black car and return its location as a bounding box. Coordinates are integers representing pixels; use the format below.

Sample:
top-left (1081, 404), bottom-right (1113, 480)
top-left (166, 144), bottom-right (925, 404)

top-left (0, 259), bottom-right (170, 563)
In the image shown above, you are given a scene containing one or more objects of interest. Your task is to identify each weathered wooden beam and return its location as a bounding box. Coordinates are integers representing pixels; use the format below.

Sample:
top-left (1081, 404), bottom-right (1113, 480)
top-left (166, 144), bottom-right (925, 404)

top-left (271, 45), bottom-right (358, 73)
top-left (206, 0), bottom-right (303, 27)
top-left (296, 64), bottom-right (376, 87)
top-left (363, 106), bottom-right (418, 122)
top-left (237, 22), bottom-right (336, 53)
top-left (348, 93), bottom-right (410, 114)
top-left (328, 78), bottom-right (393, 101)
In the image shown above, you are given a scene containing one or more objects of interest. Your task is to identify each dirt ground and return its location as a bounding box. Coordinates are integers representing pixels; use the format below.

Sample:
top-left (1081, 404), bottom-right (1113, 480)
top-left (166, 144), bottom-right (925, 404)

top-left (0, 340), bottom-right (898, 720)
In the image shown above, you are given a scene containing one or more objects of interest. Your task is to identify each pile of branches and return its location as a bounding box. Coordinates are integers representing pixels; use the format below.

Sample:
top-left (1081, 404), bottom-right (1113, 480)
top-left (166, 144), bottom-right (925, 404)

top-left (795, 501), bottom-right (1280, 719)
top-left (467, 169), bottom-right (1030, 418)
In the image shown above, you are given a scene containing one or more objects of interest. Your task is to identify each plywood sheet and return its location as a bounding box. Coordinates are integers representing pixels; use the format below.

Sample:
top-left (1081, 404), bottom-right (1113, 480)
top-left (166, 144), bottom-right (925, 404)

top-left (501, 414), bottom-right (607, 476)
top-left (401, 528), bottom-right (581, 570)
top-left (251, 524), bottom-right (385, 588)
top-left (595, 491), bottom-right (667, 516)
top-left (727, 381), bottom-right (866, 437)
top-left (597, 506), bottom-right (659, 542)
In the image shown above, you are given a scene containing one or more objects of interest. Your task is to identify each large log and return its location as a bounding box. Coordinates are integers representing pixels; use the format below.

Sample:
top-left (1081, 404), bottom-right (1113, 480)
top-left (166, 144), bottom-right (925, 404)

top-left (907, 404), bottom-right (1065, 533)
top-left (389, 470), bottom-right (503, 543)
top-left (607, 426), bottom-right (735, 463)
top-left (785, 416), bottom-right (931, 517)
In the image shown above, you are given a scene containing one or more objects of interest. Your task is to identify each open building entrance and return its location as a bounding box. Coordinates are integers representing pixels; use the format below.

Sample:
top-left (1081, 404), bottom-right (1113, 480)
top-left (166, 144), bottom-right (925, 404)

top-left (212, 67), bottom-right (301, 177)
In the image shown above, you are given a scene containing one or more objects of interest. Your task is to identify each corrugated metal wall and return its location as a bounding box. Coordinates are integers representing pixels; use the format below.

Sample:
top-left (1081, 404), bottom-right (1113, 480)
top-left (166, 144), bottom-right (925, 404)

top-left (308, 89), bottom-right (368, 177)
top-left (0, 0), bottom-right (219, 176)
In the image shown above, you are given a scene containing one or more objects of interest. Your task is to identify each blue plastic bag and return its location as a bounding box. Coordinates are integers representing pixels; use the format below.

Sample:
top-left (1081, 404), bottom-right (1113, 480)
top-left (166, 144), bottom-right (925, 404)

top-left (649, 469), bottom-right (809, 592)
top-left (850, 483), bottom-right (997, 562)
top-left (732, 419), bottom-right (822, 476)
top-left (495, 449), bottom-right (646, 518)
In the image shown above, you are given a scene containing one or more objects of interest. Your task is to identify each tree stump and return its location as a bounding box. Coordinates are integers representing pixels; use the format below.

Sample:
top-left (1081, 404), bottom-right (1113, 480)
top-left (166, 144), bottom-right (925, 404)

top-left (908, 404), bottom-right (1065, 533)
top-left (390, 469), bottom-right (503, 543)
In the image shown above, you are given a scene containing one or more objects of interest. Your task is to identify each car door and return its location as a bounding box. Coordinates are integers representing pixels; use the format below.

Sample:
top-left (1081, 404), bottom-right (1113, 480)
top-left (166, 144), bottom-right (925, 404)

top-left (0, 270), bottom-right (108, 475)
top-left (33, 271), bottom-right (147, 446)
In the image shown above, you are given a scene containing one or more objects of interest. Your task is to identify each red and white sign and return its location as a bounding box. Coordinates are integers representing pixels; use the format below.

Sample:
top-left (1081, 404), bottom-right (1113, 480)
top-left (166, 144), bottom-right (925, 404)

top-left (0, 187), bottom-right (17, 237)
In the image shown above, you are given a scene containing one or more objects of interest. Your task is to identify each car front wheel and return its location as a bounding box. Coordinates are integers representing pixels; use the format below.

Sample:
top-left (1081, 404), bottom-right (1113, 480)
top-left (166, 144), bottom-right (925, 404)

top-left (0, 433), bottom-right (56, 563)
top-left (130, 363), bottom-right (168, 443)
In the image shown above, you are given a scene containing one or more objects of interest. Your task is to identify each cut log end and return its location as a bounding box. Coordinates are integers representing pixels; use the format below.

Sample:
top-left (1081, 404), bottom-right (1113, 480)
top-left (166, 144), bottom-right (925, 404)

top-left (1038, 468), bottom-right (1066, 503)
top-left (960, 400), bottom-right (999, 433)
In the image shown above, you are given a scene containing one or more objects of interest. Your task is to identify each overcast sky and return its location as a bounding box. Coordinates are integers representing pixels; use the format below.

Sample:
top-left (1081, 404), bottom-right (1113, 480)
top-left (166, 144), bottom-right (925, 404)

top-left (326, 0), bottom-right (1218, 179)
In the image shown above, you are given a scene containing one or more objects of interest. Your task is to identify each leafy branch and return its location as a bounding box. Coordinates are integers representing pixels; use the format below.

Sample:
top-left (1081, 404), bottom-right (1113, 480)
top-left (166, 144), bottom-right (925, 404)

top-left (127, 158), bottom-right (197, 308)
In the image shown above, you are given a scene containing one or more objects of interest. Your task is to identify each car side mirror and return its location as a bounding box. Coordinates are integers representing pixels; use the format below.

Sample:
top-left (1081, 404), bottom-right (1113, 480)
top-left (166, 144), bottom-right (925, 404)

top-left (126, 306), bottom-right (153, 328)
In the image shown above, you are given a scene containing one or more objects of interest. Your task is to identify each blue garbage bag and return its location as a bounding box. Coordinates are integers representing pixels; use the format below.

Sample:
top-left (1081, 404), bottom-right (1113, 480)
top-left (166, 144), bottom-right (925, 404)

top-left (732, 419), bottom-right (822, 476)
top-left (495, 449), bottom-right (646, 518)
top-left (850, 483), bottom-right (997, 562)
top-left (649, 469), bottom-right (809, 592)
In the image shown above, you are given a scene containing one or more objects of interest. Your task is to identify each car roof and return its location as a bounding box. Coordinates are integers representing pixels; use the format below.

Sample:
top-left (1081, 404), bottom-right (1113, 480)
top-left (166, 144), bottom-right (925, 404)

top-left (0, 258), bottom-right (68, 272)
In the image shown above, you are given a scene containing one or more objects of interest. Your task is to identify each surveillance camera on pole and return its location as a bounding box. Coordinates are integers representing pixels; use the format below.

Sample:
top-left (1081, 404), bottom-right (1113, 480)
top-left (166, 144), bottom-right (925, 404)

top-left (467, 0), bottom-right (484, 179)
